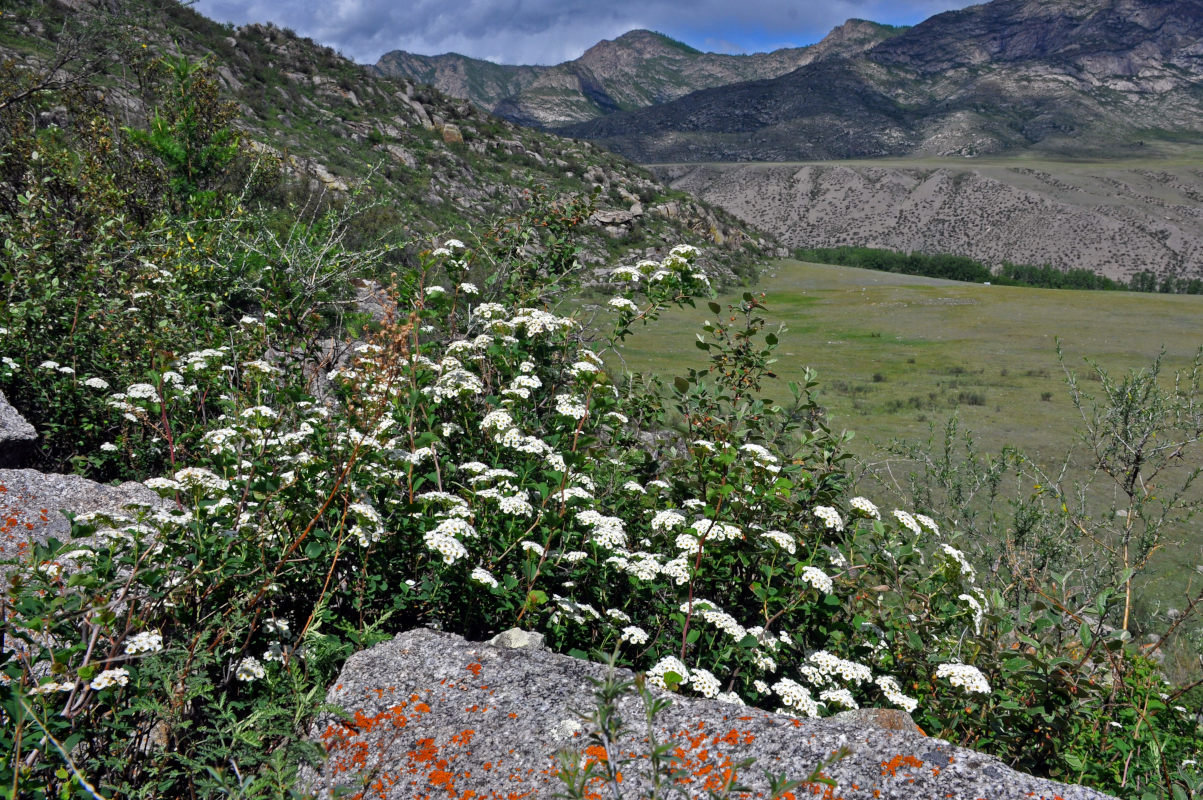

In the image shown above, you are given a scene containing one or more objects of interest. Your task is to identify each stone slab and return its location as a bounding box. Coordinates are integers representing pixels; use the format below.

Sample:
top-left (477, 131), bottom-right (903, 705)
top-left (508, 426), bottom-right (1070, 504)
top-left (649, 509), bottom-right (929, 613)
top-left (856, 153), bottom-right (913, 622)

top-left (0, 389), bottom-right (37, 468)
top-left (301, 628), bottom-right (1114, 800)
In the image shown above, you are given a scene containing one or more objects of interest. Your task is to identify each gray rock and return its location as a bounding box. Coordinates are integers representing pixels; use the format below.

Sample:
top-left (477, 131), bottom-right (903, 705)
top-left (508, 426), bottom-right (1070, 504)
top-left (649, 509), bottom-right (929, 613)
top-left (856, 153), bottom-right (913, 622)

top-left (301, 628), bottom-right (1113, 800)
top-left (487, 627), bottom-right (546, 651)
top-left (0, 390), bottom-right (37, 468)
top-left (0, 469), bottom-right (166, 563)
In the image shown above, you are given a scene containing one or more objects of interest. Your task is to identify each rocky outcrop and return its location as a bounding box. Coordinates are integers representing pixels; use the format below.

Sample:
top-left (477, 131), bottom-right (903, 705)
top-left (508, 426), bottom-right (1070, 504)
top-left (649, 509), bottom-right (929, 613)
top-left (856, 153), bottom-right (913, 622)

top-left (301, 628), bottom-right (1114, 800)
top-left (0, 389), bottom-right (37, 468)
top-left (0, 469), bottom-right (166, 564)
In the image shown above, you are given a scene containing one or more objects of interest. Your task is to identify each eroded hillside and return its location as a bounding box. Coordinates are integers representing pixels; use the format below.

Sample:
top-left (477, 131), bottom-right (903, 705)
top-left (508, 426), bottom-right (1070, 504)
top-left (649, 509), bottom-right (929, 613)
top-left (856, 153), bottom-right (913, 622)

top-left (656, 158), bottom-right (1203, 281)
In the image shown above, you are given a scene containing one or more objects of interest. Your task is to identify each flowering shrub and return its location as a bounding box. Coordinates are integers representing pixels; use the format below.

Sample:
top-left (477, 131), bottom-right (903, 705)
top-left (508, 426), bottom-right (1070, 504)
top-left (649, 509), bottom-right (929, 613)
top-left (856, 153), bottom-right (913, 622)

top-left (1, 197), bottom-right (1199, 798)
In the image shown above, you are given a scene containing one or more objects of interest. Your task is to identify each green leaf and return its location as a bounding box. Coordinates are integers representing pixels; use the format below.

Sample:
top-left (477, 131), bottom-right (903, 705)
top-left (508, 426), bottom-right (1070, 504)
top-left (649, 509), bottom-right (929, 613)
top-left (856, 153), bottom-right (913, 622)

top-left (304, 541), bottom-right (324, 559)
top-left (1078, 621), bottom-right (1092, 647)
top-left (707, 301), bottom-right (721, 314)
top-left (673, 376), bottom-right (689, 393)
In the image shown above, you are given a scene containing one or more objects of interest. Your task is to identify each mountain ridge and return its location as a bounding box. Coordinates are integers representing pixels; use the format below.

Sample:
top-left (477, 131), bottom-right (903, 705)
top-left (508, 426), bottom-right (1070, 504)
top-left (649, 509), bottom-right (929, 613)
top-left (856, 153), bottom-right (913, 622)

top-left (558, 0), bottom-right (1203, 161)
top-left (374, 20), bottom-right (904, 128)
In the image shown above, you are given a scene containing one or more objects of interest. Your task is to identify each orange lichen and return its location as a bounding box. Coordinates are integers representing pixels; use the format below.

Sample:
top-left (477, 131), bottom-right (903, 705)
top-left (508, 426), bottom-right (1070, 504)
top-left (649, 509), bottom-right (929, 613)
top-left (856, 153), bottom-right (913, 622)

top-left (881, 754), bottom-right (924, 777)
top-left (466, 662), bottom-right (483, 677)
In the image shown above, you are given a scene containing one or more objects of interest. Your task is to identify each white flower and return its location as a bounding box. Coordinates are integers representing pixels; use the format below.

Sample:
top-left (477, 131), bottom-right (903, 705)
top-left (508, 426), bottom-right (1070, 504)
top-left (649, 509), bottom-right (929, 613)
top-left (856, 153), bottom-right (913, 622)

top-left (800, 566), bottom-right (833, 594)
top-left (470, 566), bottom-right (499, 588)
top-left (458, 282), bottom-right (478, 295)
top-left (236, 657), bottom-right (266, 682)
top-left (849, 497), bottom-right (880, 519)
top-left (100, 442), bottom-right (119, 452)
top-left (174, 468), bottom-right (229, 492)
top-left (761, 530), bottom-right (796, 554)
top-left (608, 297), bottom-right (640, 314)
top-left (819, 688), bottom-right (858, 709)
top-left (520, 540), bottom-right (545, 557)
top-left (893, 509), bottom-right (921, 535)
top-left (39, 360), bottom-right (60, 370)
top-left (959, 592), bottom-right (985, 633)
top-left (935, 662), bottom-right (991, 694)
top-left (915, 513), bottom-right (939, 535)
top-left (940, 544), bottom-right (977, 582)
top-left (690, 668), bottom-right (721, 699)
top-left (126, 383), bottom-right (159, 400)
top-left (90, 668), bottom-right (130, 691)
top-left (651, 510), bottom-right (686, 531)
top-left (620, 626), bottom-right (649, 645)
top-left (875, 675), bottom-right (919, 713)
top-left (425, 285), bottom-right (446, 297)
top-left (554, 393), bottom-right (588, 420)
top-left (125, 630), bottom-right (164, 654)
top-left (445, 238), bottom-right (465, 250)
top-left (647, 655), bottom-right (690, 690)
top-left (813, 506), bottom-right (843, 532)
top-left (773, 678), bottom-right (821, 717)
top-left (84, 377), bottom-right (110, 390)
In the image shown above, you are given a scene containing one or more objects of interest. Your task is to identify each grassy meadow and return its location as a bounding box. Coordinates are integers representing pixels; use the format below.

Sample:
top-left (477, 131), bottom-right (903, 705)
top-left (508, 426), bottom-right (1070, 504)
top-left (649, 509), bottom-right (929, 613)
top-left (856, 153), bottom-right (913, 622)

top-left (610, 259), bottom-right (1203, 617)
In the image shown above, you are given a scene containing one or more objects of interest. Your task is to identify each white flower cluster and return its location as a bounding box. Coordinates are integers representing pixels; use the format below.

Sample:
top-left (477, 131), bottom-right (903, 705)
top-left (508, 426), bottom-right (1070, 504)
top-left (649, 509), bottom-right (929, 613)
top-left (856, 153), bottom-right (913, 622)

top-left (805, 651), bottom-right (872, 686)
top-left (470, 566), bottom-right (499, 588)
top-left (773, 678), bottom-right (821, 717)
top-left (554, 393), bottom-right (588, 420)
top-left (175, 468), bottom-right (229, 493)
top-left (620, 625), bottom-right (649, 645)
top-left (688, 518), bottom-right (742, 542)
top-left (646, 655), bottom-right (690, 690)
top-left (875, 675), bottom-right (919, 713)
top-left (425, 518), bottom-right (474, 564)
top-left (90, 668), bottom-right (130, 691)
top-left (819, 688), bottom-right (858, 709)
top-left (760, 529), bottom-right (796, 554)
top-left (576, 509), bottom-right (627, 549)
top-left (959, 592), bottom-right (985, 633)
top-left (124, 630), bottom-right (164, 654)
top-left (739, 443), bottom-right (780, 473)
top-left (849, 496), bottom-right (880, 519)
top-left (940, 544), bottom-right (977, 582)
top-left (799, 566), bottom-right (833, 595)
top-left (935, 662), bottom-right (991, 694)
top-left (690, 668), bottom-right (721, 699)
top-left (236, 657), bottom-right (266, 682)
top-left (813, 506), bottom-right (843, 532)
top-left (893, 509), bottom-right (921, 535)
top-left (685, 599), bottom-right (747, 641)
top-left (915, 513), bottom-right (939, 535)
top-left (651, 510), bottom-right (686, 531)
top-left (608, 297), bottom-right (640, 314)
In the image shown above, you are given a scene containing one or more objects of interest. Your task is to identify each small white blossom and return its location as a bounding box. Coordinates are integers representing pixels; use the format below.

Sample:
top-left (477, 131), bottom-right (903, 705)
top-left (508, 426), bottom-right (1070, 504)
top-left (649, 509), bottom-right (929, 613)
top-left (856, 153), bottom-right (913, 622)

top-left (90, 668), bottom-right (130, 691)
top-left (125, 630), bottom-right (164, 654)
top-left (935, 662), bottom-right (991, 694)
top-left (236, 657), bottom-right (266, 682)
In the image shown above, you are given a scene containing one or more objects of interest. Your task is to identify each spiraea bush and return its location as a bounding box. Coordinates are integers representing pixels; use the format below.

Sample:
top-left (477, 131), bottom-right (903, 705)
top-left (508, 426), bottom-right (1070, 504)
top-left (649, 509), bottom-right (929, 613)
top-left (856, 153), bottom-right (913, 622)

top-left (3, 186), bottom-right (1200, 798)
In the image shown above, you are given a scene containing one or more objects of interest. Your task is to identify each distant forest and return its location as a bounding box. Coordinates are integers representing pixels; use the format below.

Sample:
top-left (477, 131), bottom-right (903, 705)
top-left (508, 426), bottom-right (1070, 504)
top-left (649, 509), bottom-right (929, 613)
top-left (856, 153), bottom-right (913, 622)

top-left (794, 246), bottom-right (1203, 294)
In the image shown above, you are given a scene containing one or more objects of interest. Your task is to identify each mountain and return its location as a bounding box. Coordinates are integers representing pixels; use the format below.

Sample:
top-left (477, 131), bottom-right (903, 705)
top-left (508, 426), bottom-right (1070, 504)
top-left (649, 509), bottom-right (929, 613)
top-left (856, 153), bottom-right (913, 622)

top-left (559, 0), bottom-right (1203, 161)
top-left (374, 21), bottom-right (904, 128)
top-left (0, 0), bottom-right (772, 283)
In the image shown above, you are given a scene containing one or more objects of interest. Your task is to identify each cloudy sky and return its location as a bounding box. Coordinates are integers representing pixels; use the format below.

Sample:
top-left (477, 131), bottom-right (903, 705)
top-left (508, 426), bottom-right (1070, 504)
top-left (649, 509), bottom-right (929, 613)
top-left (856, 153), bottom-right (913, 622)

top-left (192, 0), bottom-right (978, 66)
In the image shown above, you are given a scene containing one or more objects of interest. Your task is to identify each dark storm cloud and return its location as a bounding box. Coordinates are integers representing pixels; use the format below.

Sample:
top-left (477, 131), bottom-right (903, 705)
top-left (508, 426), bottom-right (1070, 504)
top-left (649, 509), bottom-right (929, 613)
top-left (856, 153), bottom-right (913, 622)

top-left (192, 0), bottom-right (974, 65)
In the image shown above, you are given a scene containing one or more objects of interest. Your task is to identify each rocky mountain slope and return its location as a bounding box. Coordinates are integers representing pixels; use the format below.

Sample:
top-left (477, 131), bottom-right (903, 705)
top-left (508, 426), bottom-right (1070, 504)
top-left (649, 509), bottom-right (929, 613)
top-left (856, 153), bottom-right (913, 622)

top-left (0, 0), bottom-right (771, 283)
top-left (560, 0), bottom-right (1203, 162)
top-left (657, 159), bottom-right (1203, 281)
top-left (374, 21), bottom-right (903, 128)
